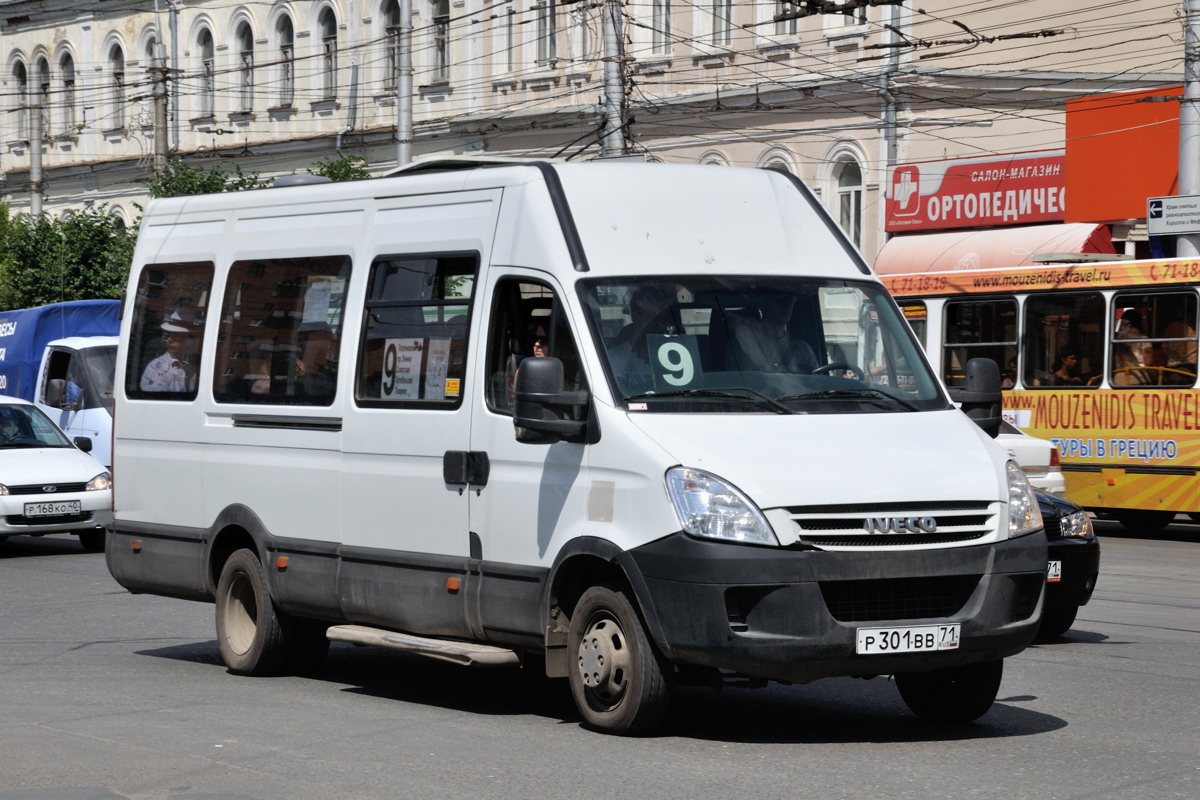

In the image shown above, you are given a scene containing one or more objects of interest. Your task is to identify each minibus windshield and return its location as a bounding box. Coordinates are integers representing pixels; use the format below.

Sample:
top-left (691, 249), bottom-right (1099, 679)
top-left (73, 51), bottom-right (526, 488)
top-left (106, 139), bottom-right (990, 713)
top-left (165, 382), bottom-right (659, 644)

top-left (581, 277), bottom-right (947, 414)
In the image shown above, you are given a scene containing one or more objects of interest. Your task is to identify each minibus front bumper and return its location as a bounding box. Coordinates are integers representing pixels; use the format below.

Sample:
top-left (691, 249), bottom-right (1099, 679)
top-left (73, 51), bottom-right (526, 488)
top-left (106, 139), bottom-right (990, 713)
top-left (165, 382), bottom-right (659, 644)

top-left (624, 531), bottom-right (1047, 683)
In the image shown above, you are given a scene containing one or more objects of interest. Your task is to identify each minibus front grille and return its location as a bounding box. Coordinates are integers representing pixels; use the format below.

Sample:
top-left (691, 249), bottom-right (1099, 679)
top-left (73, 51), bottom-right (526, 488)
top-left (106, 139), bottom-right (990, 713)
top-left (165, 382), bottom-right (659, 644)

top-left (783, 501), bottom-right (997, 547)
top-left (820, 575), bottom-right (981, 622)
top-left (801, 531), bottom-right (988, 547)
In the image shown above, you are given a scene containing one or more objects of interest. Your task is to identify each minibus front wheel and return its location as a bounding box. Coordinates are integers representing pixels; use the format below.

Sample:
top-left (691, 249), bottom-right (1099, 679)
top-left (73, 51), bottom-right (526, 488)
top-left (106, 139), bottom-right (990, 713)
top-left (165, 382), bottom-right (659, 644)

top-left (568, 583), bottom-right (672, 735)
top-left (215, 548), bottom-right (290, 676)
top-left (894, 658), bottom-right (1003, 723)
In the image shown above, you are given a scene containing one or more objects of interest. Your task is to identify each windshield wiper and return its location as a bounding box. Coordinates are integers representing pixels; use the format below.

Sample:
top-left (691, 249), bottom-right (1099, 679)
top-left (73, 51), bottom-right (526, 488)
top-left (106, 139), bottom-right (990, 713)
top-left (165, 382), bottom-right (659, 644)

top-left (623, 387), bottom-right (796, 414)
top-left (777, 388), bottom-right (920, 412)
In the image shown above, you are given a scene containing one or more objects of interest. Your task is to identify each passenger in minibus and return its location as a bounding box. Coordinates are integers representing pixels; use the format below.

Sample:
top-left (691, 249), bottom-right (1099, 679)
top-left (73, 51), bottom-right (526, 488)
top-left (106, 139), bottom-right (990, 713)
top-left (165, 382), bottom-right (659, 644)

top-left (730, 294), bottom-right (817, 373)
top-left (504, 322), bottom-right (550, 409)
top-left (608, 287), bottom-right (674, 393)
top-left (140, 313), bottom-right (198, 392)
top-left (295, 324), bottom-right (337, 397)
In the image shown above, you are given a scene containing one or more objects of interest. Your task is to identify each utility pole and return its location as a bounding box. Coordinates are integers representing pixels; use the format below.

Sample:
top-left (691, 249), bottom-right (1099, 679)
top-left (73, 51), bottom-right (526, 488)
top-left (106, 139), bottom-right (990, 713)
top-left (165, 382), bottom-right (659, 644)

top-left (29, 93), bottom-right (43, 216)
top-left (1179, 0), bottom-right (1200, 257)
top-left (396, 0), bottom-right (413, 167)
top-left (600, 0), bottom-right (626, 157)
top-left (152, 44), bottom-right (170, 173)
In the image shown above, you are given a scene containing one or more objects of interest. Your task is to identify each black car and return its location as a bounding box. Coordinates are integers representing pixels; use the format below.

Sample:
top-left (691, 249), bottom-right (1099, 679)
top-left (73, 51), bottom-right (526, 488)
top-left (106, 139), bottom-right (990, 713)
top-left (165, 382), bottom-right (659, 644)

top-left (1036, 491), bottom-right (1101, 639)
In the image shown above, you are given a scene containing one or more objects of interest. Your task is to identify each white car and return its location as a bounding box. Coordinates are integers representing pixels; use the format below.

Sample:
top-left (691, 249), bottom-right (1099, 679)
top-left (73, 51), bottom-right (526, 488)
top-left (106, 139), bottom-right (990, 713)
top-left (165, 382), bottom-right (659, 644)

top-left (0, 395), bottom-right (112, 552)
top-left (998, 420), bottom-right (1066, 495)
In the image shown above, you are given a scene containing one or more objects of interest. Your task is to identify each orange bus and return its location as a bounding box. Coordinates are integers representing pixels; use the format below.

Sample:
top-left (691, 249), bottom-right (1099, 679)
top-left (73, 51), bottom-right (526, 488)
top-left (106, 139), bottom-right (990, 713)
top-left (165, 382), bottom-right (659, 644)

top-left (881, 256), bottom-right (1200, 531)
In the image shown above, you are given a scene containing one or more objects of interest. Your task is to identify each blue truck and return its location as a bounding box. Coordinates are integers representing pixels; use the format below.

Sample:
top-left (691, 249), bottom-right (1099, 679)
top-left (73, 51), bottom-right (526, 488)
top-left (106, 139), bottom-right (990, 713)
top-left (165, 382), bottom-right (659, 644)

top-left (0, 300), bottom-right (120, 469)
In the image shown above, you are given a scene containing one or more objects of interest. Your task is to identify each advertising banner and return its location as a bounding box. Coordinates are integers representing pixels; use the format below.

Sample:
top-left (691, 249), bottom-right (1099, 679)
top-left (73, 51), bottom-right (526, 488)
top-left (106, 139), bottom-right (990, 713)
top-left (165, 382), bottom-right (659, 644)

top-left (886, 150), bottom-right (1066, 233)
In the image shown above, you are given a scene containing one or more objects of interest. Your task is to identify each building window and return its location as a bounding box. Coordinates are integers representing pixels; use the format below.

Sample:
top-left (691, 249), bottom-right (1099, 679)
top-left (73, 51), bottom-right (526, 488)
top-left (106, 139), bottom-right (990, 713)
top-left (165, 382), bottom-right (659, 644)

top-left (320, 8), bottom-right (338, 100)
top-left (836, 158), bottom-right (863, 249)
top-left (710, 0), bottom-right (733, 46)
top-left (12, 62), bottom-right (28, 141)
top-left (237, 23), bottom-right (254, 113)
top-left (60, 54), bottom-right (76, 132)
top-left (506, 8), bottom-right (516, 72)
top-left (277, 16), bottom-right (295, 107)
top-left (432, 0), bottom-right (450, 82)
top-left (384, 0), bottom-right (400, 91)
top-left (652, 0), bottom-right (672, 55)
top-left (198, 30), bottom-right (215, 117)
top-left (775, 2), bottom-right (798, 36)
top-left (110, 46), bottom-right (126, 129)
top-left (568, 5), bottom-right (589, 62)
top-left (536, 1), bottom-right (557, 66)
top-left (842, 4), bottom-right (867, 26)
top-left (36, 57), bottom-right (49, 137)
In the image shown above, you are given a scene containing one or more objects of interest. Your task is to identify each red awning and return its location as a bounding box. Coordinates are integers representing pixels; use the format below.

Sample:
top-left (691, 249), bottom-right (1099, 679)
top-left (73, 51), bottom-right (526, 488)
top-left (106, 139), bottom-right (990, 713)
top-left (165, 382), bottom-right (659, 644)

top-left (873, 223), bottom-right (1116, 275)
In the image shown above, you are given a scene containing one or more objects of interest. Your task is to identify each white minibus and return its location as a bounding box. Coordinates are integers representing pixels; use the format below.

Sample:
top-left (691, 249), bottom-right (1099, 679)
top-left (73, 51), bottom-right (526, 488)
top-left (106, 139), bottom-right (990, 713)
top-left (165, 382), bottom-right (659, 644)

top-left (107, 160), bottom-right (1046, 734)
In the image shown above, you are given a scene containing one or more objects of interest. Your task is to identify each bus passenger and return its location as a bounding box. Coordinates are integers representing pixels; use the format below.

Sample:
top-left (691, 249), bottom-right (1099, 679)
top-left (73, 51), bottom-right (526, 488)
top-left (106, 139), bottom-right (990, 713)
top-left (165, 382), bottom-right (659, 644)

top-left (1050, 349), bottom-right (1083, 386)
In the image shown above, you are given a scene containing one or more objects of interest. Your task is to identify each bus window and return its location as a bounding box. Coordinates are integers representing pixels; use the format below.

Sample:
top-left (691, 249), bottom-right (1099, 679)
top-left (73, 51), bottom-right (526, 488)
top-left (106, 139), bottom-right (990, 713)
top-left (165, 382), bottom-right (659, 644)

top-left (900, 302), bottom-right (927, 349)
top-left (1112, 292), bottom-right (1198, 387)
top-left (942, 299), bottom-right (1015, 388)
top-left (1023, 293), bottom-right (1102, 389)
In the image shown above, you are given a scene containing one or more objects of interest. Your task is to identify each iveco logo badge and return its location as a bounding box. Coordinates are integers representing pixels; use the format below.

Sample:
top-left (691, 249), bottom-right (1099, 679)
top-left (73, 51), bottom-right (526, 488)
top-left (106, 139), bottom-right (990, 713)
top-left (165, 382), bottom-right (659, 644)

top-left (865, 516), bottom-right (937, 534)
top-left (43, 485), bottom-right (58, 493)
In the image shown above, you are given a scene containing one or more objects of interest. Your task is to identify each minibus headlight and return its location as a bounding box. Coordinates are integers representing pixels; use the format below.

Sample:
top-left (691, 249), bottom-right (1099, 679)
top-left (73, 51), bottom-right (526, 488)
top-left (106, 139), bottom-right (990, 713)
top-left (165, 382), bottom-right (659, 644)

top-left (1059, 509), bottom-right (1095, 539)
top-left (665, 467), bottom-right (779, 546)
top-left (1006, 460), bottom-right (1042, 538)
top-left (86, 472), bottom-right (113, 492)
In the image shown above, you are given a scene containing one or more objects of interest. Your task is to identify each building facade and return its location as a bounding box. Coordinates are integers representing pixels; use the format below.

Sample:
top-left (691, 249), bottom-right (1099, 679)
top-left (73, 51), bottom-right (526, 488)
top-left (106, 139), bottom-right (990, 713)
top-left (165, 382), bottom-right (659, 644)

top-left (0, 1), bottom-right (1185, 261)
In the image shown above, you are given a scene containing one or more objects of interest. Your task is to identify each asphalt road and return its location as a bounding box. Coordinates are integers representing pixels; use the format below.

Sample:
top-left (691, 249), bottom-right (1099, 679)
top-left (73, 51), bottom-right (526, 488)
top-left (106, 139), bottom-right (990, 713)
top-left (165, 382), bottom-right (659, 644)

top-left (1, 522), bottom-right (1196, 800)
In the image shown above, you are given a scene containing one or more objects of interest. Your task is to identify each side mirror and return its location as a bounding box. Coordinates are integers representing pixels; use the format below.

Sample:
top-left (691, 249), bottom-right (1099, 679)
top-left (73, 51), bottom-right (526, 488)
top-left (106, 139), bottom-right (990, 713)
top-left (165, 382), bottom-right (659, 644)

top-left (948, 358), bottom-right (1003, 438)
top-left (74, 436), bottom-right (94, 453)
top-left (46, 379), bottom-right (65, 408)
top-left (513, 357), bottom-right (593, 444)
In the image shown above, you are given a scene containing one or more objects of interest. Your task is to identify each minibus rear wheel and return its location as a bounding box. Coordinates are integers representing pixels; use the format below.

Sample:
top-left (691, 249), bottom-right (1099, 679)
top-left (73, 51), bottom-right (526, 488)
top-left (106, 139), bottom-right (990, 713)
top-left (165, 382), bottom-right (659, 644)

top-left (568, 583), bottom-right (671, 735)
top-left (895, 658), bottom-right (1003, 723)
top-left (215, 548), bottom-right (289, 676)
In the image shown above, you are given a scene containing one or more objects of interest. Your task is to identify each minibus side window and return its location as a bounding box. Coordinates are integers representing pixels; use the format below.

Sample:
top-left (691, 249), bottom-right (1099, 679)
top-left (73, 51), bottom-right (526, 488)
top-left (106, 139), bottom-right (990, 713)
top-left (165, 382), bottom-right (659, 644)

top-left (212, 255), bottom-right (351, 406)
top-left (1023, 293), bottom-right (1102, 389)
top-left (125, 261), bottom-right (214, 401)
top-left (942, 299), bottom-right (1015, 389)
top-left (354, 253), bottom-right (476, 408)
top-left (1111, 291), bottom-right (1198, 387)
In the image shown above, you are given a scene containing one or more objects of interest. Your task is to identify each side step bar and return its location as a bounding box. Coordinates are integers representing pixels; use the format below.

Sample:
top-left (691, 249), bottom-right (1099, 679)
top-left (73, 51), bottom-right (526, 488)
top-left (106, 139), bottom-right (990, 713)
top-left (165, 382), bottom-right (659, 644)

top-left (326, 624), bottom-right (521, 667)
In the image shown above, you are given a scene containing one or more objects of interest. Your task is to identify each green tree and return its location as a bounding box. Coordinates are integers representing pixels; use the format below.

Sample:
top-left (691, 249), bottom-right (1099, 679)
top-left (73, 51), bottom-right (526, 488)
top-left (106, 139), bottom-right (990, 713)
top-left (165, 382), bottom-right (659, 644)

top-left (148, 157), bottom-right (269, 198)
top-left (0, 204), bottom-right (136, 309)
top-left (309, 155), bottom-right (371, 182)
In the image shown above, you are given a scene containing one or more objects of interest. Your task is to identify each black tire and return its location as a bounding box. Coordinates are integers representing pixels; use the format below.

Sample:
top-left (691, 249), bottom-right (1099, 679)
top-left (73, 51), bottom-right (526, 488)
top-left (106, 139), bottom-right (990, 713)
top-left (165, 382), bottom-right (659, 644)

top-left (568, 583), bottom-right (672, 735)
top-left (1036, 605), bottom-right (1079, 641)
top-left (77, 530), bottom-right (105, 553)
top-left (1114, 510), bottom-right (1175, 533)
top-left (896, 658), bottom-right (1004, 723)
top-left (215, 549), bottom-right (290, 676)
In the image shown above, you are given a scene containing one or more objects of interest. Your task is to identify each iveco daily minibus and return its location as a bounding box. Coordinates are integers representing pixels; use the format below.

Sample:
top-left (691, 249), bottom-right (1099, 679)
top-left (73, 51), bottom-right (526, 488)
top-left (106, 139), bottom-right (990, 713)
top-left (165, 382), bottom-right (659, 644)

top-left (107, 160), bottom-right (1046, 734)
